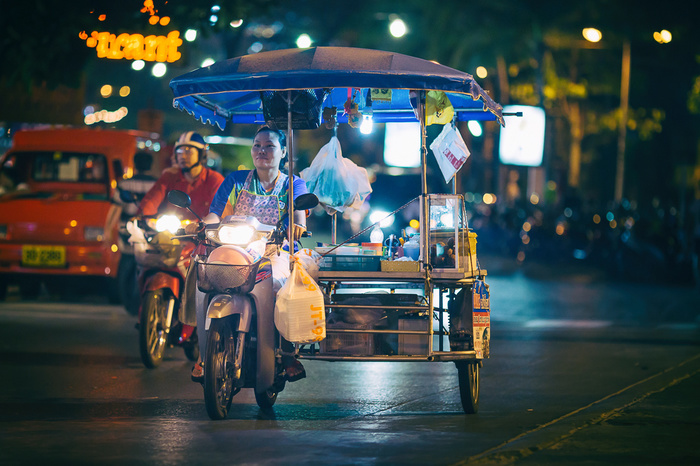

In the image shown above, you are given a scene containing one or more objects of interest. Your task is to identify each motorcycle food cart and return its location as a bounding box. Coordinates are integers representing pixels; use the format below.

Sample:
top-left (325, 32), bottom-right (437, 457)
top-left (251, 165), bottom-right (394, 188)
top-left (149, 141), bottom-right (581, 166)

top-left (169, 46), bottom-right (505, 413)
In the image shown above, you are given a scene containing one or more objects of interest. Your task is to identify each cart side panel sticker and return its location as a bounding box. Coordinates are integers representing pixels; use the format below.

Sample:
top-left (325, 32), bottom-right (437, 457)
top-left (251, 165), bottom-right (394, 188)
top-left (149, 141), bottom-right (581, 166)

top-left (472, 280), bottom-right (490, 359)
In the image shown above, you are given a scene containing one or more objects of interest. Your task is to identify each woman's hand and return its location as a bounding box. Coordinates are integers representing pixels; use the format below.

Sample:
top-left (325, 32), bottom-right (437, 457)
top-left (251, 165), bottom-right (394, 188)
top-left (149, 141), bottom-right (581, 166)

top-left (292, 224), bottom-right (307, 242)
top-left (184, 222), bottom-right (203, 235)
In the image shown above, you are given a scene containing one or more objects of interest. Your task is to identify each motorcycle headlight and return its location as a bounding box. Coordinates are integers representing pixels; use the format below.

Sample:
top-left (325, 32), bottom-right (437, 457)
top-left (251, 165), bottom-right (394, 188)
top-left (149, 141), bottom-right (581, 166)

top-left (84, 226), bottom-right (104, 242)
top-left (217, 224), bottom-right (255, 245)
top-left (155, 215), bottom-right (181, 234)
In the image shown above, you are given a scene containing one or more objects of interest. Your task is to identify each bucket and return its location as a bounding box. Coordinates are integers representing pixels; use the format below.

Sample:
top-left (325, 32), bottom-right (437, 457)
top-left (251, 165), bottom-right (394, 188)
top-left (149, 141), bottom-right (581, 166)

top-left (403, 238), bottom-right (420, 260)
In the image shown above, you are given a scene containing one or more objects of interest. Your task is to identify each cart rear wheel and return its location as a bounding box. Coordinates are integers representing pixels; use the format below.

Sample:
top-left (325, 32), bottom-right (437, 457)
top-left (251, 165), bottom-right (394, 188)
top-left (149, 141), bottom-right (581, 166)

top-left (456, 361), bottom-right (480, 414)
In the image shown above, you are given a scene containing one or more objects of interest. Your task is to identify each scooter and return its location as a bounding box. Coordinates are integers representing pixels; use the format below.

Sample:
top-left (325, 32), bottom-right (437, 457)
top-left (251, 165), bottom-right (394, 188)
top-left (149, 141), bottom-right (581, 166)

top-left (167, 189), bottom-right (318, 419)
top-left (127, 211), bottom-right (199, 368)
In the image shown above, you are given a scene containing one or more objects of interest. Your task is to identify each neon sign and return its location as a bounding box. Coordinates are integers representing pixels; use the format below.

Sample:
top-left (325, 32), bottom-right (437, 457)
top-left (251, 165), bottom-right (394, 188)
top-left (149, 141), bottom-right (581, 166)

top-left (80, 1), bottom-right (181, 63)
top-left (80, 30), bottom-right (182, 62)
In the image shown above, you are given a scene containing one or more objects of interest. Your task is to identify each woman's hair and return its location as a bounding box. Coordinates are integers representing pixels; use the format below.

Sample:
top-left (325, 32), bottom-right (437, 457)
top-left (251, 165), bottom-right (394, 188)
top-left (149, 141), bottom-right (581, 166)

top-left (255, 125), bottom-right (286, 149)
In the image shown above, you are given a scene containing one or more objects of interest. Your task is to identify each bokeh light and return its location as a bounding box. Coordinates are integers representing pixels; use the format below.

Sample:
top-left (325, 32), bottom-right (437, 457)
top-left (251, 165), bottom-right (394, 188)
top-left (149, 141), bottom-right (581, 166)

top-left (476, 66), bottom-right (488, 79)
top-left (152, 63), bottom-right (167, 77)
top-left (296, 34), bottom-right (312, 48)
top-left (184, 29), bottom-right (197, 42)
top-left (132, 60), bottom-right (145, 71)
top-left (483, 193), bottom-right (496, 205)
top-left (582, 27), bottom-right (602, 43)
top-left (654, 29), bottom-right (672, 44)
top-left (389, 18), bottom-right (407, 38)
top-left (100, 84), bottom-right (112, 98)
top-left (467, 120), bottom-right (482, 137)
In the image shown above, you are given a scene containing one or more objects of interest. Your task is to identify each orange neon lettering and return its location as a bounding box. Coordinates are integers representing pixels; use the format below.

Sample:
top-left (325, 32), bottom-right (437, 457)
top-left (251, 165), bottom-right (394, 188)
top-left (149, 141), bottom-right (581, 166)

top-left (84, 30), bottom-right (182, 63)
top-left (124, 34), bottom-right (144, 60)
top-left (93, 32), bottom-right (112, 58)
top-left (165, 31), bottom-right (182, 62)
top-left (154, 34), bottom-right (169, 62)
top-left (108, 33), bottom-right (130, 59)
top-left (142, 35), bottom-right (158, 61)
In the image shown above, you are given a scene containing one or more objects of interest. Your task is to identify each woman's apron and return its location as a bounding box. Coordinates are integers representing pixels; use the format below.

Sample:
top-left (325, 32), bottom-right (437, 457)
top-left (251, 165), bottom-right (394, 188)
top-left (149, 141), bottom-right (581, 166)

top-left (231, 170), bottom-right (287, 225)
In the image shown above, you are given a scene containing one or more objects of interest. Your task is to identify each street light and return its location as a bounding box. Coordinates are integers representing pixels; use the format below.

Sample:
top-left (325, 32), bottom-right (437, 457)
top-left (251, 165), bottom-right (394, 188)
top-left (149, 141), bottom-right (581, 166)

top-left (583, 28), bottom-right (629, 204)
top-left (389, 18), bottom-right (407, 38)
top-left (584, 27), bottom-right (671, 204)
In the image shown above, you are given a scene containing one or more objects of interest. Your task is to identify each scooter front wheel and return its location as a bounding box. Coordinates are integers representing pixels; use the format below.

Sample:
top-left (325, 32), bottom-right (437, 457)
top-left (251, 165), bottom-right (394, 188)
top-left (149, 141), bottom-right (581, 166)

top-left (139, 290), bottom-right (168, 368)
top-left (204, 316), bottom-right (239, 420)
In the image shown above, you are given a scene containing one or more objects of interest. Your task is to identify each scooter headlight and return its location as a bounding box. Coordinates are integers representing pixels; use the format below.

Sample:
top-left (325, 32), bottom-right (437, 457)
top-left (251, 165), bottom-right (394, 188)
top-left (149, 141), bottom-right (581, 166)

top-left (217, 224), bottom-right (255, 245)
top-left (155, 215), bottom-right (181, 234)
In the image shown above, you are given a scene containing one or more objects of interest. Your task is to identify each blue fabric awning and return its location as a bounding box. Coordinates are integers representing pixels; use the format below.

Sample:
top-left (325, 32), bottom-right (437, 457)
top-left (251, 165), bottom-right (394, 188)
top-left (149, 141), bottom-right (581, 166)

top-left (170, 47), bottom-right (504, 130)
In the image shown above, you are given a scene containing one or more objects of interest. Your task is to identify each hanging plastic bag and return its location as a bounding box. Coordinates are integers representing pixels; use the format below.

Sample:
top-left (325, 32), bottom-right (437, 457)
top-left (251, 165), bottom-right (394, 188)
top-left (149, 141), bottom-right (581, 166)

top-left (300, 136), bottom-right (372, 214)
top-left (429, 124), bottom-right (471, 183)
top-left (274, 260), bottom-right (326, 344)
top-left (425, 91), bottom-right (455, 126)
top-left (294, 248), bottom-right (323, 282)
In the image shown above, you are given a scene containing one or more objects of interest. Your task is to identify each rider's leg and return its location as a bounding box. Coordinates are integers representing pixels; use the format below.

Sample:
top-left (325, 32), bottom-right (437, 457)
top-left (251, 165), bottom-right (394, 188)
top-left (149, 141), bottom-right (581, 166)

top-left (191, 288), bottom-right (207, 380)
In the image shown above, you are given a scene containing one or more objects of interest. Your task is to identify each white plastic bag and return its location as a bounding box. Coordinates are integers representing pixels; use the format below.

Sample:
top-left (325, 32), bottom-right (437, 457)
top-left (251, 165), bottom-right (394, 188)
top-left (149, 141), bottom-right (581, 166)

top-left (294, 248), bottom-right (323, 282)
top-left (267, 248), bottom-right (291, 294)
top-left (429, 124), bottom-right (471, 183)
top-left (274, 261), bottom-right (326, 344)
top-left (301, 136), bottom-right (372, 214)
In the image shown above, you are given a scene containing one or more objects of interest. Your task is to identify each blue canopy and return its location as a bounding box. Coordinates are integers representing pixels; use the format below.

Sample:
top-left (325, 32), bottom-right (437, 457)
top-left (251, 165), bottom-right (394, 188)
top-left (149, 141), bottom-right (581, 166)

top-left (169, 47), bottom-right (504, 130)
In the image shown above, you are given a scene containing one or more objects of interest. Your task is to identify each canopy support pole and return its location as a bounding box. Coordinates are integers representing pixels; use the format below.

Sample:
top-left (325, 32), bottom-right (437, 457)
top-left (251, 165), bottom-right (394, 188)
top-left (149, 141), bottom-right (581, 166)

top-left (419, 91), bottom-right (429, 268)
top-left (331, 213), bottom-right (337, 245)
top-left (287, 90), bottom-right (295, 269)
top-left (331, 122), bottom-right (338, 245)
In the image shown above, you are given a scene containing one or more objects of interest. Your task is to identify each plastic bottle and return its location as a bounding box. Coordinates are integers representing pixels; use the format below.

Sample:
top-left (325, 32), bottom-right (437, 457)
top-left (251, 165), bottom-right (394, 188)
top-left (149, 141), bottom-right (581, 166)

top-left (370, 225), bottom-right (384, 244)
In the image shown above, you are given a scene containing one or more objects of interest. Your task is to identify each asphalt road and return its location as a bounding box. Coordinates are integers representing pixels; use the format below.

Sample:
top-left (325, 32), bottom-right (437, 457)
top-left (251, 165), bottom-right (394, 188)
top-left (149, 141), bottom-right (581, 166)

top-left (1, 261), bottom-right (699, 465)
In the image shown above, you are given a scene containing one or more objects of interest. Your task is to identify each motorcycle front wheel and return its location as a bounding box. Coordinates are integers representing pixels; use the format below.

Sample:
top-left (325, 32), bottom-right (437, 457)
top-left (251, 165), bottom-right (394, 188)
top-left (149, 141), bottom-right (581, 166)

top-left (204, 316), bottom-right (239, 420)
top-left (139, 290), bottom-right (169, 368)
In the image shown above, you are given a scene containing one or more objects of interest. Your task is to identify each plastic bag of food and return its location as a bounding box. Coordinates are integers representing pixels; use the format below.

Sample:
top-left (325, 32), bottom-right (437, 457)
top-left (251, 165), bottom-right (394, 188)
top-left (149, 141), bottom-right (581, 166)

top-left (301, 136), bottom-right (372, 214)
top-left (274, 261), bottom-right (326, 344)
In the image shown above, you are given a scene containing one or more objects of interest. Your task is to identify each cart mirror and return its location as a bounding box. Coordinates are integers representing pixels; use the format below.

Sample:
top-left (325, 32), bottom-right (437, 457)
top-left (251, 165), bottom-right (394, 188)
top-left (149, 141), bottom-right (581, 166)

top-left (294, 193), bottom-right (318, 211)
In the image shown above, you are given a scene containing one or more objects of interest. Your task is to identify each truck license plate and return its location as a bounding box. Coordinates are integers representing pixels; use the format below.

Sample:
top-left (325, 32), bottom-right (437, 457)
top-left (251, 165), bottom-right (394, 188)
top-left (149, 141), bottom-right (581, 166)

top-left (21, 245), bottom-right (66, 267)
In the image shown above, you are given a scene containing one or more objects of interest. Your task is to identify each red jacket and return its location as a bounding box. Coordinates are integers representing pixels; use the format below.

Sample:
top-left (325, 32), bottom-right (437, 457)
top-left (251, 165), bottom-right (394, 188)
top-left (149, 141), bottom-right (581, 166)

top-left (139, 166), bottom-right (224, 221)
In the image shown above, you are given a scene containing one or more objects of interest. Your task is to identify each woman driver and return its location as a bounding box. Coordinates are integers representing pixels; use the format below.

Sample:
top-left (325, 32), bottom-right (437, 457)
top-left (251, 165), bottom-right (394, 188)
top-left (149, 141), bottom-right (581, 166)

top-left (190, 125), bottom-right (309, 383)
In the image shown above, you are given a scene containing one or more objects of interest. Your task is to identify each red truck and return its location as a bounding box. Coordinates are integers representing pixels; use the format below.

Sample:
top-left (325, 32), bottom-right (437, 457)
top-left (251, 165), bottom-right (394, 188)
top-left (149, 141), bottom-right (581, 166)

top-left (0, 127), bottom-right (166, 301)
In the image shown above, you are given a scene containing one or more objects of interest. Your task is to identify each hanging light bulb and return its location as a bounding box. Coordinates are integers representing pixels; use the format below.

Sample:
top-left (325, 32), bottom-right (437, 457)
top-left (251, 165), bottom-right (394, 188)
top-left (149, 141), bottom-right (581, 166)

top-left (360, 91), bottom-right (373, 134)
top-left (360, 113), bottom-right (373, 134)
